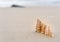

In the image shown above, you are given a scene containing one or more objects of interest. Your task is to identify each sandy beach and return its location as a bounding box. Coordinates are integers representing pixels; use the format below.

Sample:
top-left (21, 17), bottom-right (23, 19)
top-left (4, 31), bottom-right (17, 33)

top-left (0, 7), bottom-right (60, 42)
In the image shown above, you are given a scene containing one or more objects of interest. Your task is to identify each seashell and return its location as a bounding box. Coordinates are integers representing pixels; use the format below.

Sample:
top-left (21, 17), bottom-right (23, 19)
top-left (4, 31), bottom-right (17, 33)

top-left (36, 18), bottom-right (54, 37)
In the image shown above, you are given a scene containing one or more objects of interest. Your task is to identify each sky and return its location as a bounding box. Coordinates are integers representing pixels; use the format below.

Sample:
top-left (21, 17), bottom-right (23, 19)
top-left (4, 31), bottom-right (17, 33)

top-left (0, 0), bottom-right (59, 2)
top-left (0, 0), bottom-right (59, 1)
top-left (0, 0), bottom-right (60, 7)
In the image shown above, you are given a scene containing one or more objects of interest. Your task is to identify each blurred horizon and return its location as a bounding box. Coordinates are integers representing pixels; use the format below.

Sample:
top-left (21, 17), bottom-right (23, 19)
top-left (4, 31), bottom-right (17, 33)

top-left (0, 0), bottom-right (60, 7)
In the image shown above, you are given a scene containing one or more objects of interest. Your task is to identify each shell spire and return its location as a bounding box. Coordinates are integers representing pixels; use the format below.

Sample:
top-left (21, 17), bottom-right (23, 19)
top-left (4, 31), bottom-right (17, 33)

top-left (36, 18), bottom-right (54, 37)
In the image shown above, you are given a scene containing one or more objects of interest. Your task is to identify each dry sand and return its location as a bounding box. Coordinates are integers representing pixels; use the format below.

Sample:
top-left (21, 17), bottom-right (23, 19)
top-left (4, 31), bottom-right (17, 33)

top-left (0, 7), bottom-right (60, 42)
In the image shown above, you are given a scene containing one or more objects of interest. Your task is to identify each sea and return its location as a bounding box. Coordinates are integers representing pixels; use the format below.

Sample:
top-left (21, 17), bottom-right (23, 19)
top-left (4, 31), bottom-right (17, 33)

top-left (0, 0), bottom-right (60, 7)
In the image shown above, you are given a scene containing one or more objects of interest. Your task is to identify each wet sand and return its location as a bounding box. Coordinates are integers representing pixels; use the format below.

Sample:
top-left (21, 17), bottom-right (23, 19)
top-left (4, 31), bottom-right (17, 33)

top-left (0, 7), bottom-right (60, 42)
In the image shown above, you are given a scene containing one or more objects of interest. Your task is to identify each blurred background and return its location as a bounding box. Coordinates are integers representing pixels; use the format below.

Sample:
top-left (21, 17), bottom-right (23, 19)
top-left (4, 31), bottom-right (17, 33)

top-left (0, 0), bottom-right (60, 7)
top-left (0, 0), bottom-right (60, 42)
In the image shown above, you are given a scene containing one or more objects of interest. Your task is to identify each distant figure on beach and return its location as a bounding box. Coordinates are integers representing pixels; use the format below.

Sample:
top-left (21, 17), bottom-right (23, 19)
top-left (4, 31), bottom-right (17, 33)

top-left (11, 4), bottom-right (25, 8)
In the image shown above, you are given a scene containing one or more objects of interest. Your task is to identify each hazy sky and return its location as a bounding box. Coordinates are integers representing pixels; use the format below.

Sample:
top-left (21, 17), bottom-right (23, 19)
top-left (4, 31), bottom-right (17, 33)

top-left (0, 0), bottom-right (60, 7)
top-left (0, 0), bottom-right (59, 2)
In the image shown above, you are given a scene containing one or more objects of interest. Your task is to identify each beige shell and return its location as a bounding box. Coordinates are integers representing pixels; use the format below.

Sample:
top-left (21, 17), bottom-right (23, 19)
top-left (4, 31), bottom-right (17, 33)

top-left (36, 19), bottom-right (54, 37)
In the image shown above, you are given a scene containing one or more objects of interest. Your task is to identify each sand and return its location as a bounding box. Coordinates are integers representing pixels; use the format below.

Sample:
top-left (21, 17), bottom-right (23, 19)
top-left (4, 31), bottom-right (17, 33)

top-left (0, 7), bottom-right (60, 42)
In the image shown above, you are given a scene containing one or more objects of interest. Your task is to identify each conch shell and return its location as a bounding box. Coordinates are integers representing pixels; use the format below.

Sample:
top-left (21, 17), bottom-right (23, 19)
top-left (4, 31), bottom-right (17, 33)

top-left (36, 19), bottom-right (54, 37)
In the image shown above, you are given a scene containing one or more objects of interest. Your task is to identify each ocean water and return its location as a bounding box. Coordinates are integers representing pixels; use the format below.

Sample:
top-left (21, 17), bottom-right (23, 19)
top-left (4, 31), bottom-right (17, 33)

top-left (0, 0), bottom-right (60, 7)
